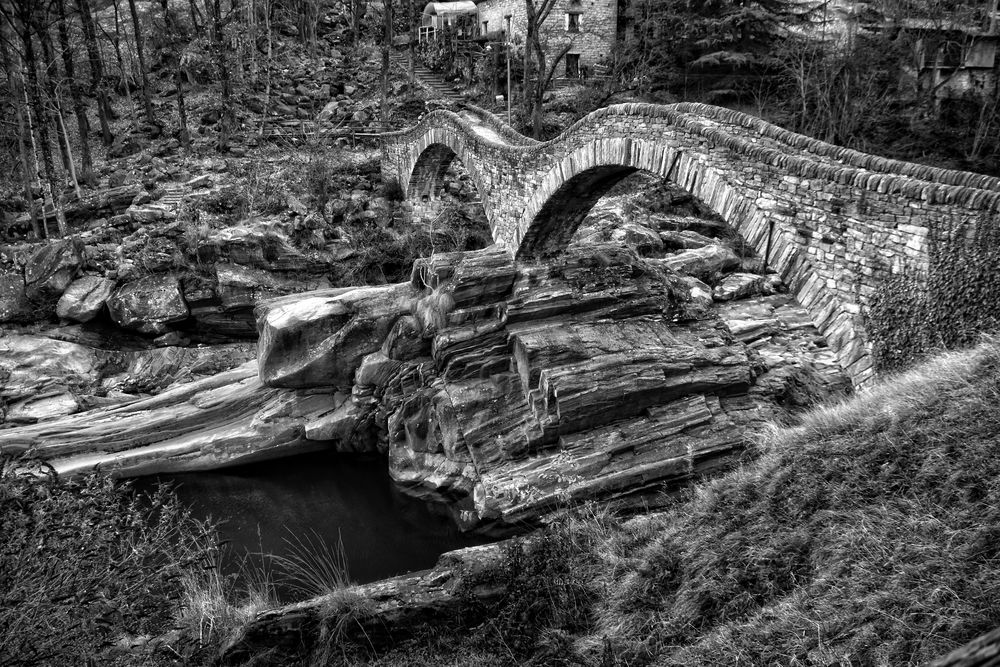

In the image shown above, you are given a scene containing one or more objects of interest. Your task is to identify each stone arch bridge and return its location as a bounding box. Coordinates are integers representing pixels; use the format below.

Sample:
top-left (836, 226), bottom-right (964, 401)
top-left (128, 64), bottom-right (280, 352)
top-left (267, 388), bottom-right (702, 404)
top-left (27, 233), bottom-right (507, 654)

top-left (381, 103), bottom-right (1000, 386)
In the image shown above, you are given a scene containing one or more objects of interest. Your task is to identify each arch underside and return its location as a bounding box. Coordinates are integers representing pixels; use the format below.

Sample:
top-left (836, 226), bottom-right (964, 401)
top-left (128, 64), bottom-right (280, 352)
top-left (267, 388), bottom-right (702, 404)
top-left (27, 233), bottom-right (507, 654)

top-left (407, 143), bottom-right (461, 202)
top-left (517, 165), bottom-right (639, 258)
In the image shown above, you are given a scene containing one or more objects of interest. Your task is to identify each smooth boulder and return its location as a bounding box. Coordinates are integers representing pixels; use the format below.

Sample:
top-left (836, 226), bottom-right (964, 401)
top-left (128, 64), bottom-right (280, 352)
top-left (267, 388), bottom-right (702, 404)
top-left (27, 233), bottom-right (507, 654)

top-left (56, 276), bottom-right (115, 322)
top-left (107, 274), bottom-right (190, 335)
top-left (256, 282), bottom-right (417, 389)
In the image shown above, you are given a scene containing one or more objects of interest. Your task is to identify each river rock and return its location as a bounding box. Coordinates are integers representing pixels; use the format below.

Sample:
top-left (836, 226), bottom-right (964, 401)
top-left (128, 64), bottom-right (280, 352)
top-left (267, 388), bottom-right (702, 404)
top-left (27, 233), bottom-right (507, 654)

top-left (655, 244), bottom-right (741, 281)
top-left (682, 276), bottom-right (714, 315)
top-left (216, 263), bottom-right (331, 310)
top-left (56, 276), bottom-right (115, 322)
top-left (0, 363), bottom-right (338, 476)
top-left (610, 221), bottom-right (665, 254)
top-left (659, 229), bottom-right (716, 250)
top-left (0, 335), bottom-right (105, 424)
top-left (0, 274), bottom-right (28, 322)
top-left (220, 542), bottom-right (507, 665)
top-left (23, 239), bottom-right (83, 301)
top-left (256, 283), bottom-right (416, 389)
top-left (107, 274), bottom-right (190, 335)
top-left (712, 272), bottom-right (765, 302)
top-left (5, 392), bottom-right (81, 424)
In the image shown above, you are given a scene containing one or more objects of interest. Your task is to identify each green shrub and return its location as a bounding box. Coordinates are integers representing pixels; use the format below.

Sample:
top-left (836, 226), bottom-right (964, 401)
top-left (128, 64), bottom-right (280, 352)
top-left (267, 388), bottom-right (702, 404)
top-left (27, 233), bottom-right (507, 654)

top-left (867, 213), bottom-right (1000, 371)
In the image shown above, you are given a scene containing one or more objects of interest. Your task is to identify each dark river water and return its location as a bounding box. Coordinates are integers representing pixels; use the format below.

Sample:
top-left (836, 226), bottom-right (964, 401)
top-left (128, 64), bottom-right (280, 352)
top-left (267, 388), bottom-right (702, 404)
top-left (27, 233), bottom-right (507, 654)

top-left (132, 451), bottom-right (489, 600)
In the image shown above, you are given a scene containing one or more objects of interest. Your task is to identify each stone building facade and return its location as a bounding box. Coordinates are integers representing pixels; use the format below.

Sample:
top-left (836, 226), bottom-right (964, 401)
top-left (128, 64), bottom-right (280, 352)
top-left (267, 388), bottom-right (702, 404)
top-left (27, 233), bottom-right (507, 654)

top-left (475, 0), bottom-right (617, 76)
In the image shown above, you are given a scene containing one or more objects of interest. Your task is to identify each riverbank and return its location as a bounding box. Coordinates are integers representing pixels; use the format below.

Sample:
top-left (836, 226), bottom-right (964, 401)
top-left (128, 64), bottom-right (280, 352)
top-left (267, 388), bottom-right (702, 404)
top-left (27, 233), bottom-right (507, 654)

top-left (219, 336), bottom-right (1000, 665)
top-left (132, 451), bottom-right (491, 602)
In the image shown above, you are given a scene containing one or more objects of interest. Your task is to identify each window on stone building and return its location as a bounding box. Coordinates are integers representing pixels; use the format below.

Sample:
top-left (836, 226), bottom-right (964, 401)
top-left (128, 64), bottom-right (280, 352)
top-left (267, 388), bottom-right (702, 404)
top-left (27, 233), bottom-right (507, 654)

top-left (566, 53), bottom-right (580, 77)
top-left (482, 20), bottom-right (489, 36)
top-left (566, 11), bottom-right (581, 31)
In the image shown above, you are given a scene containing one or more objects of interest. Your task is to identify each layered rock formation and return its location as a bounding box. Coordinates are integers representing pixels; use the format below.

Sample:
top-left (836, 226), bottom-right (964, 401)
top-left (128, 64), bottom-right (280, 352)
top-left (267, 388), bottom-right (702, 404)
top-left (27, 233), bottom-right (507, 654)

top-left (252, 238), bottom-right (845, 530)
top-left (0, 169), bottom-right (848, 531)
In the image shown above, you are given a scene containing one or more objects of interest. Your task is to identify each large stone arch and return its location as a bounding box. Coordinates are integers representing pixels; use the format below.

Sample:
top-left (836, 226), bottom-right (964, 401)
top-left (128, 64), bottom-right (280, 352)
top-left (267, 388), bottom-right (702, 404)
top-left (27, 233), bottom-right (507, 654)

top-left (515, 139), bottom-right (762, 260)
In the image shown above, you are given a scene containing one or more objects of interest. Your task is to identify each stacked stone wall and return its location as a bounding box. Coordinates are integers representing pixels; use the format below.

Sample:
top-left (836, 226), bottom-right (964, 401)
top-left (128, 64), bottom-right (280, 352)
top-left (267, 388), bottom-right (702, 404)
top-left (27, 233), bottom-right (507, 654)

top-left (476, 0), bottom-right (616, 69)
top-left (381, 103), bottom-right (1000, 386)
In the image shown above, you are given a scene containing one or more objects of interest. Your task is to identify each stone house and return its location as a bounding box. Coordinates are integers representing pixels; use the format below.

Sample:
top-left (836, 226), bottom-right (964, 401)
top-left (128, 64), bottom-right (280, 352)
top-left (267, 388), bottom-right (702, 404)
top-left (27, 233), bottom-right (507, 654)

top-left (908, 26), bottom-right (999, 102)
top-left (477, 0), bottom-right (618, 77)
top-left (829, 4), bottom-right (1000, 104)
top-left (420, 0), bottom-right (618, 79)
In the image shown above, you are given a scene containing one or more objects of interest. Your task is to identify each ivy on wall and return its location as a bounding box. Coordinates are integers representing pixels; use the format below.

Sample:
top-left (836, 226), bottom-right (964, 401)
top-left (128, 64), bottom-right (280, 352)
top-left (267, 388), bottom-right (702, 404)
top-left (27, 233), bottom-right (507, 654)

top-left (867, 213), bottom-right (1000, 371)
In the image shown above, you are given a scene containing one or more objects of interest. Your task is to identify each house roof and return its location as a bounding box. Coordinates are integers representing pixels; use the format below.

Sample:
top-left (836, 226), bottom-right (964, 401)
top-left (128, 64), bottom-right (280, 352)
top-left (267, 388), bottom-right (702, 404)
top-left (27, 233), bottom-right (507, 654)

top-left (422, 1), bottom-right (478, 16)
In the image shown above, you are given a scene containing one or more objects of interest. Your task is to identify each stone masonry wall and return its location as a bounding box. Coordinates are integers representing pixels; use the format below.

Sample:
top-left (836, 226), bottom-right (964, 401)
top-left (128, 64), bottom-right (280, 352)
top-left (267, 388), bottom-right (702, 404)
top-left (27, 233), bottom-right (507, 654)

top-left (476, 0), bottom-right (617, 69)
top-left (381, 103), bottom-right (1000, 387)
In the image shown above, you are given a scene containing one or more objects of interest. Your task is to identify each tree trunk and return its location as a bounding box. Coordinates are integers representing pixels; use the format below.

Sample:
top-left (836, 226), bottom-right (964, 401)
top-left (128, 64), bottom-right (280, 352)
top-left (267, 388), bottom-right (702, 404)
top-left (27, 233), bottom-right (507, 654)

top-left (127, 0), bottom-right (156, 125)
top-left (22, 20), bottom-right (67, 237)
top-left (160, 0), bottom-right (190, 150)
top-left (1, 15), bottom-right (41, 238)
top-left (109, 0), bottom-right (138, 124)
top-left (408, 0), bottom-right (415, 82)
top-left (188, 0), bottom-right (202, 33)
top-left (56, 0), bottom-right (96, 185)
top-left (260, 0), bottom-right (272, 136)
top-left (522, 0), bottom-right (536, 124)
top-left (381, 0), bottom-right (392, 128)
top-left (56, 107), bottom-right (82, 199)
top-left (38, 24), bottom-right (73, 173)
top-left (352, 0), bottom-right (360, 46)
top-left (212, 0), bottom-right (233, 152)
top-left (76, 0), bottom-right (113, 145)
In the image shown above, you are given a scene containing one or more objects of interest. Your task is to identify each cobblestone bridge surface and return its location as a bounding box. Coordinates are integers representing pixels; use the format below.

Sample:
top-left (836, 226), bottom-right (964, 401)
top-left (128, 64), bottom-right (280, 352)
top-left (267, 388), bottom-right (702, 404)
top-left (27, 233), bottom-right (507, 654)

top-left (381, 103), bottom-right (1000, 386)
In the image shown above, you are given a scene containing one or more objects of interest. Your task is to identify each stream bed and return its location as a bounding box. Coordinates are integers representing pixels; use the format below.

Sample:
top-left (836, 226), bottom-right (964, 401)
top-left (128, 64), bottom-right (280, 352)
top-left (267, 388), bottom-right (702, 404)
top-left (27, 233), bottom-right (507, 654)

top-left (133, 450), bottom-right (489, 600)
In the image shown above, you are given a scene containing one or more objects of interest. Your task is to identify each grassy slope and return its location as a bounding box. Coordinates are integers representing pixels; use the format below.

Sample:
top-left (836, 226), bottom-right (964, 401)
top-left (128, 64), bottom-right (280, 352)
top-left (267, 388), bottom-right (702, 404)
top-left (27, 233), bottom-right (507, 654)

top-left (367, 338), bottom-right (1000, 666)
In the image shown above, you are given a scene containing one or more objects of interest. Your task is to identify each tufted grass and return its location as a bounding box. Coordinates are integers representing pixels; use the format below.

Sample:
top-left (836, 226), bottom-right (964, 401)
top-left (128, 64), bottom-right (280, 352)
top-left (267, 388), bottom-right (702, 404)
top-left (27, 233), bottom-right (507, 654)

top-left (366, 336), bottom-right (1000, 666)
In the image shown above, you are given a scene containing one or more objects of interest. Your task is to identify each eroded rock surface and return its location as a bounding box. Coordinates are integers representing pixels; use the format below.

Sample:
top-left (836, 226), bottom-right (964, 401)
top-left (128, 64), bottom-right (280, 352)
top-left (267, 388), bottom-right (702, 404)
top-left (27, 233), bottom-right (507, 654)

top-left (0, 173), bottom-right (848, 530)
top-left (251, 242), bottom-right (845, 530)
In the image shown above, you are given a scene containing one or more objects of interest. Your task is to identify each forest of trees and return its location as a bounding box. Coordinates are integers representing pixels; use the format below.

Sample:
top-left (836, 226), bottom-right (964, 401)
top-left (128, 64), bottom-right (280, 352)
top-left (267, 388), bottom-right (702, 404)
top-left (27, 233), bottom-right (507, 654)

top-left (0, 0), bottom-right (345, 238)
top-left (607, 0), bottom-right (1000, 167)
top-left (2, 0), bottom-right (1000, 241)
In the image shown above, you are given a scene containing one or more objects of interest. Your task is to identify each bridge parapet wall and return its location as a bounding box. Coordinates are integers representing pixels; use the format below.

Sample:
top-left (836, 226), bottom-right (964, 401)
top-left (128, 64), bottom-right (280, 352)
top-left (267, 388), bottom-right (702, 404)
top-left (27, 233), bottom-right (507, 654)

top-left (381, 103), bottom-right (1000, 386)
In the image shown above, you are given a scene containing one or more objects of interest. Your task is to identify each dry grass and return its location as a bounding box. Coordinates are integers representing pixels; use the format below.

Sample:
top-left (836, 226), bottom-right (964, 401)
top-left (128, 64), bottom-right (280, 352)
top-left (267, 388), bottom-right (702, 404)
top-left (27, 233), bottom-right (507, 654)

top-left (583, 336), bottom-right (1000, 665)
top-left (370, 336), bottom-right (1000, 666)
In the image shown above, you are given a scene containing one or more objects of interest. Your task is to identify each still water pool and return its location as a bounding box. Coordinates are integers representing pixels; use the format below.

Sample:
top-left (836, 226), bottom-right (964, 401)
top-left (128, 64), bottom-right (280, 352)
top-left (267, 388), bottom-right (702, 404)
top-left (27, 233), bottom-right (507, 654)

top-left (133, 451), bottom-right (488, 599)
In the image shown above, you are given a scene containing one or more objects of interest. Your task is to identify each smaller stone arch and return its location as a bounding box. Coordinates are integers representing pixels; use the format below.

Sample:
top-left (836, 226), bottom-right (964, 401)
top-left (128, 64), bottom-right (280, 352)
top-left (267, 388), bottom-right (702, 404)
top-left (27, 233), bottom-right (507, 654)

top-left (407, 143), bottom-right (462, 203)
top-left (401, 129), bottom-right (494, 224)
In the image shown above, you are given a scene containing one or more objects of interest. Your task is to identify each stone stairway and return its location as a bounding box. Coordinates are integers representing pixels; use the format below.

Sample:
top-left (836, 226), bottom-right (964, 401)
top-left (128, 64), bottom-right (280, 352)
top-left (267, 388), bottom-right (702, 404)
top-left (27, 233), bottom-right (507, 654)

top-left (158, 187), bottom-right (185, 210)
top-left (390, 52), bottom-right (464, 105)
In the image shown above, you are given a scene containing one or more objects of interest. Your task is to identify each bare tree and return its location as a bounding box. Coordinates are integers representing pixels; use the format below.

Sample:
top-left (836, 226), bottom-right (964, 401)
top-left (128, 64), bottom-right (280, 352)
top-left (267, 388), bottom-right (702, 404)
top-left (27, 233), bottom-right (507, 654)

top-left (260, 0), bottom-right (273, 136)
top-left (0, 11), bottom-right (41, 237)
top-left (381, 0), bottom-right (392, 127)
top-left (159, 0), bottom-right (190, 149)
top-left (55, 0), bottom-right (95, 184)
top-left (18, 3), bottom-right (67, 236)
top-left (211, 0), bottom-right (233, 151)
top-left (126, 0), bottom-right (156, 125)
top-left (522, 0), bottom-right (572, 138)
top-left (76, 0), bottom-right (113, 145)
